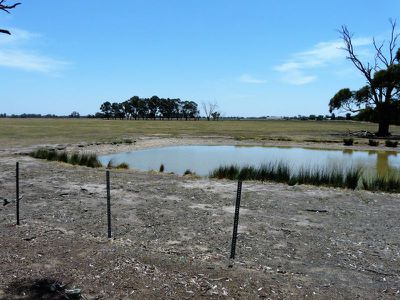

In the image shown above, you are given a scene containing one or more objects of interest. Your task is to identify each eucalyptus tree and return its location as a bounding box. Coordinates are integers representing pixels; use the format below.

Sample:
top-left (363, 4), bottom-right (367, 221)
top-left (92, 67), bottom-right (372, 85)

top-left (148, 96), bottom-right (160, 120)
top-left (173, 98), bottom-right (182, 120)
top-left (128, 96), bottom-right (140, 119)
top-left (100, 101), bottom-right (112, 119)
top-left (111, 102), bottom-right (124, 119)
top-left (137, 98), bottom-right (148, 119)
top-left (121, 100), bottom-right (132, 120)
top-left (181, 101), bottom-right (199, 120)
top-left (329, 21), bottom-right (400, 136)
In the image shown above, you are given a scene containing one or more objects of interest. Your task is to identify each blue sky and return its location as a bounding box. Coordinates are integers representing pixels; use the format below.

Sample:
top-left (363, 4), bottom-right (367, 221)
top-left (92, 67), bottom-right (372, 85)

top-left (0, 0), bottom-right (399, 117)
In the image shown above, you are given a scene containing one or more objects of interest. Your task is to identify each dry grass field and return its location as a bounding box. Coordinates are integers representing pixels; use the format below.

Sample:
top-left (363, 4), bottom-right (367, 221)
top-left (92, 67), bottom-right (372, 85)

top-left (2, 118), bottom-right (400, 147)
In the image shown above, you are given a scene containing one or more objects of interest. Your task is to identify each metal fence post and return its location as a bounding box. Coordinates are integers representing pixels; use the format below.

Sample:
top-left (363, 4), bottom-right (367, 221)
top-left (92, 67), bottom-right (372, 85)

top-left (106, 170), bottom-right (112, 238)
top-left (230, 180), bottom-right (242, 260)
top-left (16, 162), bottom-right (20, 226)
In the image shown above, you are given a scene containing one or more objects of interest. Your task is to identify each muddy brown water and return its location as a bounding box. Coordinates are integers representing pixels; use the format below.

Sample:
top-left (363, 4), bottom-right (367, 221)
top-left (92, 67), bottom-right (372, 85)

top-left (99, 145), bottom-right (399, 176)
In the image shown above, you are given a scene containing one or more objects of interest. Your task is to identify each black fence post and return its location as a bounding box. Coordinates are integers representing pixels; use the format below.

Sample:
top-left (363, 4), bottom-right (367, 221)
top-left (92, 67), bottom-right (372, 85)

top-left (16, 162), bottom-right (20, 226)
top-left (230, 180), bottom-right (242, 260)
top-left (106, 170), bottom-right (112, 238)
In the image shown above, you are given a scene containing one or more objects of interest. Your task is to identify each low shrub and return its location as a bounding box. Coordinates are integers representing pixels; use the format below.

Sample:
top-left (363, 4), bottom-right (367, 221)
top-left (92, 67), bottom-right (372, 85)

top-left (385, 140), bottom-right (398, 148)
top-left (115, 162), bottom-right (129, 169)
top-left (184, 169), bottom-right (194, 175)
top-left (343, 138), bottom-right (354, 146)
top-left (368, 139), bottom-right (379, 146)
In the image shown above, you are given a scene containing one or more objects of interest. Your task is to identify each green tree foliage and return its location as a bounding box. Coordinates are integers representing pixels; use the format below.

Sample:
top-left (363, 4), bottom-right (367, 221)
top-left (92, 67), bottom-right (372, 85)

top-left (98, 96), bottom-right (200, 120)
top-left (69, 111), bottom-right (80, 118)
top-left (111, 102), bottom-right (124, 119)
top-left (329, 21), bottom-right (400, 136)
top-left (100, 101), bottom-right (112, 119)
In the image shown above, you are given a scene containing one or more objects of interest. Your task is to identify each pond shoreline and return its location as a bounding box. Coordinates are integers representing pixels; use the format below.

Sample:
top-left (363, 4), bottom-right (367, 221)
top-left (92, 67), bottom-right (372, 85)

top-left (69, 136), bottom-right (400, 156)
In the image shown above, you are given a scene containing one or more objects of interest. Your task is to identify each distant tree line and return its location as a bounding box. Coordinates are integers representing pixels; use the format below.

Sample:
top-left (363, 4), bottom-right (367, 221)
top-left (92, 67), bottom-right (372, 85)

top-left (0, 112), bottom-right (355, 121)
top-left (0, 113), bottom-right (58, 118)
top-left (97, 96), bottom-right (200, 120)
top-left (0, 112), bottom-right (80, 118)
top-left (282, 114), bottom-right (352, 121)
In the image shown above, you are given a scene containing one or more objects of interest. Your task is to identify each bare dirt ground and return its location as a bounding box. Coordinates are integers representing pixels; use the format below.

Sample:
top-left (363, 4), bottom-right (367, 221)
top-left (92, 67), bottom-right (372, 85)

top-left (1, 138), bottom-right (400, 299)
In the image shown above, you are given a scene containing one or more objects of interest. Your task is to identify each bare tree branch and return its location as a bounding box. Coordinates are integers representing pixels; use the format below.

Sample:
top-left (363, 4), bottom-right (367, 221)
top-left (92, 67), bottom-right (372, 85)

top-left (0, 1), bottom-right (20, 35)
top-left (0, 0), bottom-right (20, 13)
top-left (201, 101), bottom-right (218, 121)
top-left (339, 26), bottom-right (373, 82)
top-left (373, 38), bottom-right (389, 68)
top-left (389, 19), bottom-right (400, 64)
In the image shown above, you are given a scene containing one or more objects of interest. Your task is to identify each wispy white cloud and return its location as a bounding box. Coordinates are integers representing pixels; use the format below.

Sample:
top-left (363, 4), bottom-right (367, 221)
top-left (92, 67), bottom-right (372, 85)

top-left (239, 73), bottom-right (266, 84)
top-left (0, 50), bottom-right (68, 72)
top-left (275, 37), bottom-right (371, 85)
top-left (0, 28), bottom-right (68, 73)
top-left (0, 28), bottom-right (41, 46)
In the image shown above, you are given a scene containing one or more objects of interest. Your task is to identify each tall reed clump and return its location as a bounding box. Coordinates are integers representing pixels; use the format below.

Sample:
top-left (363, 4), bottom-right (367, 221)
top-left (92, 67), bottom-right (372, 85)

top-left (295, 167), bottom-right (344, 187)
top-left (362, 171), bottom-right (400, 193)
top-left (211, 162), bottom-right (400, 192)
top-left (343, 167), bottom-right (363, 190)
top-left (210, 162), bottom-right (363, 190)
top-left (30, 148), bottom-right (102, 168)
top-left (210, 162), bottom-right (290, 182)
top-left (209, 165), bottom-right (240, 179)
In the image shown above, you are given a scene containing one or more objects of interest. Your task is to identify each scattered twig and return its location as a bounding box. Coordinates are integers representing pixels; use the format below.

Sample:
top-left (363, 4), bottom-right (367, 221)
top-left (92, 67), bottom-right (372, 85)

top-left (305, 209), bottom-right (328, 213)
top-left (208, 277), bottom-right (229, 282)
top-left (1, 195), bottom-right (23, 206)
top-left (365, 268), bottom-right (398, 277)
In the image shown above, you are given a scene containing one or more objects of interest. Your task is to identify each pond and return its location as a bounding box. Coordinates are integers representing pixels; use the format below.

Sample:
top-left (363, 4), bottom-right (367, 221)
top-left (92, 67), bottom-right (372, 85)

top-left (99, 145), bottom-right (400, 177)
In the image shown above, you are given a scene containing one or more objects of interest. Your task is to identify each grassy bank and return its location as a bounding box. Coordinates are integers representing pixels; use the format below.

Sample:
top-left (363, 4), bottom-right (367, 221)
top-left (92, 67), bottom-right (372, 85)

top-left (30, 148), bottom-right (102, 168)
top-left (210, 163), bottom-right (400, 192)
top-left (2, 118), bottom-right (400, 147)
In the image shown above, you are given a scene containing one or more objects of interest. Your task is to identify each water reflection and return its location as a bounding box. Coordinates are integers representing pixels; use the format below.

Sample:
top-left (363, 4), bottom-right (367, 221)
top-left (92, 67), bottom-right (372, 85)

top-left (373, 151), bottom-right (397, 176)
top-left (342, 149), bottom-right (398, 176)
top-left (99, 146), bottom-right (400, 176)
